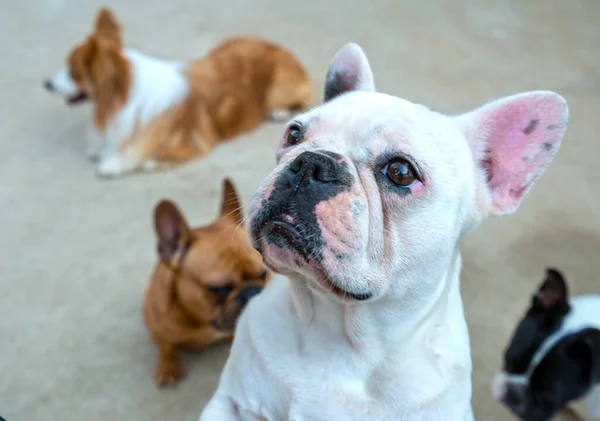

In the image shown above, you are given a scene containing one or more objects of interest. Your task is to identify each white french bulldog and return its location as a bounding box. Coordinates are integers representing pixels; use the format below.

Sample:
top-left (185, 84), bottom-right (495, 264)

top-left (199, 43), bottom-right (569, 420)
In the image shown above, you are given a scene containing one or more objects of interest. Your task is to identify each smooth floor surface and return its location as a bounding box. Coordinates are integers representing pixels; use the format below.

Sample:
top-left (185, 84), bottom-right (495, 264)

top-left (2, 0), bottom-right (599, 420)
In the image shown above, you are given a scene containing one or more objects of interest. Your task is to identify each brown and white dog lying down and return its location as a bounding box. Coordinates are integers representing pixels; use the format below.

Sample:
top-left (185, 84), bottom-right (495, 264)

top-left (143, 178), bottom-right (271, 386)
top-left (44, 8), bottom-right (314, 178)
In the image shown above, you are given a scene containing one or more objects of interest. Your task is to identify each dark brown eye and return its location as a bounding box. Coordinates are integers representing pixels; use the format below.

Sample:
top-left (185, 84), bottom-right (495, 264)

top-left (208, 285), bottom-right (234, 296)
top-left (384, 158), bottom-right (417, 187)
top-left (285, 124), bottom-right (303, 146)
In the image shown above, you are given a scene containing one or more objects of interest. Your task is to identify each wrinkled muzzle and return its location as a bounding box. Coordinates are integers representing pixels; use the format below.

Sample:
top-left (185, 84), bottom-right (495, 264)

top-left (250, 149), bottom-right (355, 261)
top-left (249, 149), bottom-right (373, 301)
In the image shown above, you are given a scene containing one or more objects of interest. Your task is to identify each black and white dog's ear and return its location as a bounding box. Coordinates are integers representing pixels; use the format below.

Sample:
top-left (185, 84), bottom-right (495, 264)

top-left (585, 329), bottom-right (600, 383)
top-left (565, 329), bottom-right (600, 384)
top-left (324, 43), bottom-right (375, 102)
top-left (533, 268), bottom-right (569, 310)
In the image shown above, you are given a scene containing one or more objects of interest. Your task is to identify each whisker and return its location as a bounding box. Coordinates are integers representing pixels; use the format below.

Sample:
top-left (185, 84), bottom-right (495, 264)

top-left (224, 217), bottom-right (250, 269)
top-left (222, 205), bottom-right (244, 220)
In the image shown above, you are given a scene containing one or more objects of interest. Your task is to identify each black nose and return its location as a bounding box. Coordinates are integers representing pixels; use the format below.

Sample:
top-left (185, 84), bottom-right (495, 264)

top-left (44, 80), bottom-right (54, 91)
top-left (237, 285), bottom-right (262, 307)
top-left (289, 151), bottom-right (341, 184)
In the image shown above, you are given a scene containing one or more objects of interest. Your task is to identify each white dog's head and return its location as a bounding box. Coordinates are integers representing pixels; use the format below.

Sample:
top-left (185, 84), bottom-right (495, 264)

top-left (248, 43), bottom-right (568, 303)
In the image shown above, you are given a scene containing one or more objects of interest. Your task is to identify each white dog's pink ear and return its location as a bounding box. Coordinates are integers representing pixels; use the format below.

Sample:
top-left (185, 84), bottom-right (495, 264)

top-left (324, 43), bottom-right (375, 102)
top-left (460, 91), bottom-right (569, 215)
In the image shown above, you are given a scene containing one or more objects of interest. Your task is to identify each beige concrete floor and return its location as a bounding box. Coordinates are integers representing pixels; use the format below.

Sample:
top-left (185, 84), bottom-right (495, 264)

top-left (1, 0), bottom-right (599, 420)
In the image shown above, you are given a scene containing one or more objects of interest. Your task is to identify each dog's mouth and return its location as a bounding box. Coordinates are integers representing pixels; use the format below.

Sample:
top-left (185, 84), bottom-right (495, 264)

top-left (261, 213), bottom-right (310, 259)
top-left (67, 92), bottom-right (89, 105)
top-left (258, 213), bottom-right (372, 302)
top-left (316, 277), bottom-right (372, 301)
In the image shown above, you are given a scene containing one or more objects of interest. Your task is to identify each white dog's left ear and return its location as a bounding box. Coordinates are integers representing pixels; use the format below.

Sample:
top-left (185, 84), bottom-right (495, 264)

top-left (324, 43), bottom-right (375, 102)
top-left (459, 91), bottom-right (569, 215)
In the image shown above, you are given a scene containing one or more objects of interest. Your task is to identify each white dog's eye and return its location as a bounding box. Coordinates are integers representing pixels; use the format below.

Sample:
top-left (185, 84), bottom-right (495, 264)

top-left (384, 158), bottom-right (417, 187)
top-left (285, 124), bottom-right (303, 146)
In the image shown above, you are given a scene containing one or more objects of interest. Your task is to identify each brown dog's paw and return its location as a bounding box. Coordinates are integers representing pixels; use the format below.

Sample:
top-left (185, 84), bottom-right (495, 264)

top-left (154, 359), bottom-right (184, 387)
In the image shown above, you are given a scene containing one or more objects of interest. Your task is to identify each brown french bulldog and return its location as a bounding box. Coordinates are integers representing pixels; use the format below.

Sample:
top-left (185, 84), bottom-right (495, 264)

top-left (143, 178), bottom-right (271, 386)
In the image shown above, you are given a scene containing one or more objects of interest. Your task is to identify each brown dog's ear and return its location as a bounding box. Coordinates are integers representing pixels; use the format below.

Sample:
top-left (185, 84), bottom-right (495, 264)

top-left (93, 7), bottom-right (121, 47)
top-left (154, 200), bottom-right (194, 263)
top-left (220, 178), bottom-right (243, 224)
top-left (534, 268), bottom-right (569, 310)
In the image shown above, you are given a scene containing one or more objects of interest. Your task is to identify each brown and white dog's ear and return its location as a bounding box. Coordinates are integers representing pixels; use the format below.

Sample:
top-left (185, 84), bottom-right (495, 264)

top-left (533, 268), bottom-right (569, 310)
top-left (324, 43), bottom-right (375, 102)
top-left (93, 7), bottom-right (121, 47)
top-left (85, 38), bottom-right (130, 129)
top-left (458, 91), bottom-right (569, 216)
top-left (154, 200), bottom-right (194, 263)
top-left (220, 178), bottom-right (243, 224)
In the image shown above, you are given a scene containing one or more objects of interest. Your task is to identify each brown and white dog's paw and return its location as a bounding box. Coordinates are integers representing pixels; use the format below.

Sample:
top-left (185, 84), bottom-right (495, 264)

top-left (86, 143), bottom-right (104, 163)
top-left (85, 132), bottom-right (105, 163)
top-left (97, 157), bottom-right (124, 178)
top-left (87, 147), bottom-right (104, 163)
top-left (96, 155), bottom-right (137, 178)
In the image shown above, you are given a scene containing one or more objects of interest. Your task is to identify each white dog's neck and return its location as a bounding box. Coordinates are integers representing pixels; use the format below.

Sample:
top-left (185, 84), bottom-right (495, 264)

top-left (289, 248), bottom-right (469, 359)
top-left (272, 249), bottom-right (473, 418)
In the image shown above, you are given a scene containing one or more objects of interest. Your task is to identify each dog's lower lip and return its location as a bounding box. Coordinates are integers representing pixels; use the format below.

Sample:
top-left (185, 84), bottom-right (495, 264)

top-left (262, 219), bottom-right (307, 257)
top-left (260, 216), bottom-right (371, 301)
top-left (67, 92), bottom-right (88, 105)
top-left (271, 219), bottom-right (300, 236)
top-left (349, 292), bottom-right (372, 301)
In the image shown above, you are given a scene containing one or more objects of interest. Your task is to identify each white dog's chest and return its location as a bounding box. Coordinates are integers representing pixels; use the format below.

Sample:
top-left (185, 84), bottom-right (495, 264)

top-left (218, 278), bottom-right (473, 421)
top-left (582, 386), bottom-right (600, 420)
top-left (224, 284), bottom-right (369, 419)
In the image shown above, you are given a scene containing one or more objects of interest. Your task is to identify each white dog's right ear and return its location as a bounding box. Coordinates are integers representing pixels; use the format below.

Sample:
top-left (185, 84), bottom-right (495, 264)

top-left (458, 91), bottom-right (569, 216)
top-left (324, 43), bottom-right (375, 102)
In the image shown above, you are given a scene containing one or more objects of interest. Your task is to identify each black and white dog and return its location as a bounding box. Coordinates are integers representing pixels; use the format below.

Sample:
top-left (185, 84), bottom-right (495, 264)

top-left (493, 269), bottom-right (600, 421)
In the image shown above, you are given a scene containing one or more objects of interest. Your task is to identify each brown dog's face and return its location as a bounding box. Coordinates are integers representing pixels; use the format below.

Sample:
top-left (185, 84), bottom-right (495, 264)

top-left (44, 8), bottom-right (130, 127)
top-left (154, 179), bottom-right (270, 330)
